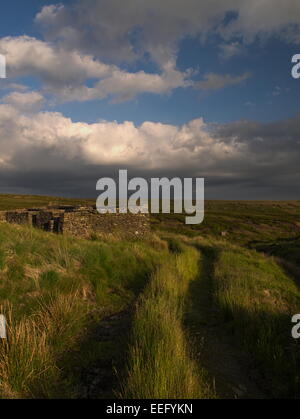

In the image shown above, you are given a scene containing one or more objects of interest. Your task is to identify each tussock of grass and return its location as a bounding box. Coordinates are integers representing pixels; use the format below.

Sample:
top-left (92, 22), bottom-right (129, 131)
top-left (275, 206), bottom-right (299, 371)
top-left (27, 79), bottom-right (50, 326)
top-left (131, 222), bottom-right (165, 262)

top-left (0, 305), bottom-right (59, 399)
top-left (0, 291), bottom-right (96, 398)
top-left (122, 245), bottom-right (213, 399)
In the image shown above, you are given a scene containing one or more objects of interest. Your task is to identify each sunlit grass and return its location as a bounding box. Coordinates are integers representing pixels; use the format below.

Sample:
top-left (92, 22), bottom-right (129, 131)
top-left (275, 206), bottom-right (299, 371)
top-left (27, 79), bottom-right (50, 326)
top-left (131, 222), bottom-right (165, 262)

top-left (122, 244), bottom-right (214, 399)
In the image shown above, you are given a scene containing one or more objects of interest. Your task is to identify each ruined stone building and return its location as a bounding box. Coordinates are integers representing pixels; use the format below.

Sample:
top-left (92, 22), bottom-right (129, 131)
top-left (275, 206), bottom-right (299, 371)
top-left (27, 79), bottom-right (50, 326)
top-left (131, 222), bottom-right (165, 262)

top-left (0, 206), bottom-right (149, 239)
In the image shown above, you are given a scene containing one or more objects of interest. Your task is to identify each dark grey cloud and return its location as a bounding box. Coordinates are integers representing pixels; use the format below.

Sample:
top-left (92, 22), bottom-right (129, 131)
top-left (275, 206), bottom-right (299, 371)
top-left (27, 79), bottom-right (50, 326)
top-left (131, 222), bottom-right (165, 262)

top-left (0, 104), bottom-right (298, 199)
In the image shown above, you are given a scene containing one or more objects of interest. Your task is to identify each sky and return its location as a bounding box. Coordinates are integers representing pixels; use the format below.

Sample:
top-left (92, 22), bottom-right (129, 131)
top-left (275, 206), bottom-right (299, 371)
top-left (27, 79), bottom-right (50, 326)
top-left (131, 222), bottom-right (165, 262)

top-left (0, 0), bottom-right (299, 199)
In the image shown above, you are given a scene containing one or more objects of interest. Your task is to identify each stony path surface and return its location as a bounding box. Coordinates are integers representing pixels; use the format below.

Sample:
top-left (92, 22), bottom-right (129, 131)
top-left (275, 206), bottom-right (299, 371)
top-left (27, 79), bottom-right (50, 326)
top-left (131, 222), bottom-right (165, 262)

top-left (76, 309), bottom-right (132, 399)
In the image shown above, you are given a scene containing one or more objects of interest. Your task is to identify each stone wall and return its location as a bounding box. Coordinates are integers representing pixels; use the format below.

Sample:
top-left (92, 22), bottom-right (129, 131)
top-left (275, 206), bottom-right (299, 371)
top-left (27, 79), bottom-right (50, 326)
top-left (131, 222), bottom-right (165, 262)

top-left (0, 206), bottom-right (150, 239)
top-left (6, 211), bottom-right (29, 225)
top-left (92, 212), bottom-right (149, 237)
top-left (63, 208), bottom-right (149, 238)
top-left (62, 209), bottom-right (93, 238)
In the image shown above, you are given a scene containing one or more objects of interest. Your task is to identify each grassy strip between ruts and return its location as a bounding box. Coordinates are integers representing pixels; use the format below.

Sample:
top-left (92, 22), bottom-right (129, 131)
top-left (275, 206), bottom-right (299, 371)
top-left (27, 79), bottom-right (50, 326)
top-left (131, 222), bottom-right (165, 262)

top-left (122, 242), bottom-right (214, 399)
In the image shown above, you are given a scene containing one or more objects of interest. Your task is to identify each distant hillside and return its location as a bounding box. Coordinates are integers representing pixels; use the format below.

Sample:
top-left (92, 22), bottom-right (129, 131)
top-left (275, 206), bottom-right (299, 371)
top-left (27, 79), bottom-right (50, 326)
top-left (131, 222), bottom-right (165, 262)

top-left (152, 200), bottom-right (300, 246)
top-left (0, 194), bottom-right (94, 211)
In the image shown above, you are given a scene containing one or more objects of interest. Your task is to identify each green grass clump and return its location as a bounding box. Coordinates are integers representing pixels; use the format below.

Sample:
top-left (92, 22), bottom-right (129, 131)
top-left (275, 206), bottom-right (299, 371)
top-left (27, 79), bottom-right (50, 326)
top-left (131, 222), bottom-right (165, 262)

top-left (0, 293), bottom-right (85, 398)
top-left (122, 244), bottom-right (213, 399)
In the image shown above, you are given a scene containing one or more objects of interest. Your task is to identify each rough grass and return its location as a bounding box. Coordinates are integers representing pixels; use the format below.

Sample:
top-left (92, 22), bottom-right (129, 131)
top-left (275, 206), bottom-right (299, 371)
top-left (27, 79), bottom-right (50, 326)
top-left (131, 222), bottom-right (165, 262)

top-left (122, 244), bottom-right (214, 399)
top-left (0, 223), bottom-right (167, 398)
top-left (152, 200), bottom-right (300, 247)
top-left (195, 237), bottom-right (300, 398)
top-left (1, 196), bottom-right (300, 399)
top-left (0, 294), bottom-right (83, 398)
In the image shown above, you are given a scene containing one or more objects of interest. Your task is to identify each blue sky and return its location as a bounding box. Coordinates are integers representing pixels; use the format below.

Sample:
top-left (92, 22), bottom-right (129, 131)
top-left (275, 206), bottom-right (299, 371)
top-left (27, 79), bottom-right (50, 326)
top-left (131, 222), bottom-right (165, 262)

top-left (0, 1), bottom-right (299, 126)
top-left (55, 36), bottom-right (300, 126)
top-left (0, 0), bottom-right (299, 198)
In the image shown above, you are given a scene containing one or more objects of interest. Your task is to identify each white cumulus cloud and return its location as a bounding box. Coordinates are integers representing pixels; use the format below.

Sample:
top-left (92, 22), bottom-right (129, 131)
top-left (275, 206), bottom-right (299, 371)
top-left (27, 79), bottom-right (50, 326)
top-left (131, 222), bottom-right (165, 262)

top-left (0, 36), bottom-right (189, 103)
